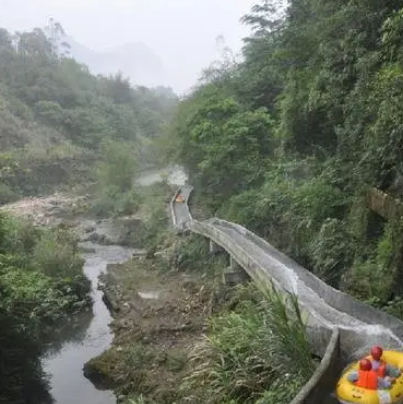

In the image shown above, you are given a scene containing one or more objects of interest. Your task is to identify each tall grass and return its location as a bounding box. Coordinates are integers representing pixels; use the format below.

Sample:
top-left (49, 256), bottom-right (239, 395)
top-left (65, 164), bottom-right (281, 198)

top-left (258, 286), bottom-right (314, 379)
top-left (181, 283), bottom-right (315, 404)
top-left (123, 396), bottom-right (149, 404)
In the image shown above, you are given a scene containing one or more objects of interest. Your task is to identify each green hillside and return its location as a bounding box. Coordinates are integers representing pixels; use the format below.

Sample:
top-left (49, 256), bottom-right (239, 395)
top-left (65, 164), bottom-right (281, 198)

top-left (169, 1), bottom-right (403, 315)
top-left (0, 23), bottom-right (177, 200)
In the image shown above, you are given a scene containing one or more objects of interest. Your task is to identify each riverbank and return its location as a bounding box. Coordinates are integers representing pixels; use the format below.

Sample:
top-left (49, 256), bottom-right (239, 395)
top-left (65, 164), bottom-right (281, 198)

top-left (87, 230), bottom-right (317, 404)
top-left (84, 234), bottom-right (230, 403)
top-left (0, 166), bottom-right (188, 404)
top-left (0, 200), bottom-right (92, 404)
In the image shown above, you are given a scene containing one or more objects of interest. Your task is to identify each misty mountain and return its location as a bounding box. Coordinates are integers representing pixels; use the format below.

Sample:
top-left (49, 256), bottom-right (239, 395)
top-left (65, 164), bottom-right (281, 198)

top-left (65, 36), bottom-right (170, 89)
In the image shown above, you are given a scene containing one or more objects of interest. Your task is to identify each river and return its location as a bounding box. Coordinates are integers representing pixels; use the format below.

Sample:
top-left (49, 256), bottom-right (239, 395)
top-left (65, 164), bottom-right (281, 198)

top-left (41, 244), bottom-right (134, 404)
top-left (39, 166), bottom-right (188, 404)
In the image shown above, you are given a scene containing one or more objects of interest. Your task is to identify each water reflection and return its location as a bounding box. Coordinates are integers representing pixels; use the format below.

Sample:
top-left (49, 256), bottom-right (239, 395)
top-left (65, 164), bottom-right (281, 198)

top-left (41, 243), bottom-right (133, 404)
top-left (0, 320), bottom-right (54, 404)
top-left (42, 311), bottom-right (94, 357)
top-left (322, 394), bottom-right (339, 404)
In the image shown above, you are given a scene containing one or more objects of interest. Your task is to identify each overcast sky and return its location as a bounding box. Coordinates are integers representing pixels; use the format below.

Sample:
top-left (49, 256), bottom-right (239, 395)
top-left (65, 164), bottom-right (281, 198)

top-left (0, 0), bottom-right (258, 92)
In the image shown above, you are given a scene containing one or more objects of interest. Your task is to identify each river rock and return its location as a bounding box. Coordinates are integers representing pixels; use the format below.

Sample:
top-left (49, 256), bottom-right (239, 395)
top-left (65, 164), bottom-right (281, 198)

top-left (102, 290), bottom-right (120, 313)
top-left (83, 358), bottom-right (115, 390)
top-left (82, 232), bottom-right (114, 245)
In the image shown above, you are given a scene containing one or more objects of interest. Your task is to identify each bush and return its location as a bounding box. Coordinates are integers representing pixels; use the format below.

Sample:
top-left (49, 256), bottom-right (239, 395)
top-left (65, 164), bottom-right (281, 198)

top-left (0, 214), bottom-right (39, 258)
top-left (116, 190), bottom-right (142, 215)
top-left (0, 183), bottom-right (18, 205)
top-left (309, 218), bottom-right (354, 288)
top-left (91, 141), bottom-right (141, 217)
top-left (174, 234), bottom-right (227, 276)
top-left (346, 258), bottom-right (393, 302)
top-left (221, 162), bottom-right (347, 269)
top-left (91, 188), bottom-right (141, 217)
top-left (32, 228), bottom-right (84, 278)
top-left (97, 141), bottom-right (138, 190)
top-left (0, 213), bottom-right (90, 311)
top-left (181, 284), bottom-right (315, 404)
top-left (140, 205), bottom-right (169, 249)
top-left (345, 219), bottom-right (403, 303)
top-left (0, 260), bottom-right (79, 331)
top-left (123, 396), bottom-right (150, 404)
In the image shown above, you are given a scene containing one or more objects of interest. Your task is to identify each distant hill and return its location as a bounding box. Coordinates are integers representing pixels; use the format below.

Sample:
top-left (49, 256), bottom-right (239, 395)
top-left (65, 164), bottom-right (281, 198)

top-left (65, 36), bottom-right (170, 89)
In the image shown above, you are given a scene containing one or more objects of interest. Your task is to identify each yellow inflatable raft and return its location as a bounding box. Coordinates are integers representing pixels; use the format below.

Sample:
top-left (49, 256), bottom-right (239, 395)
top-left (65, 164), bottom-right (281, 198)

top-left (336, 350), bottom-right (403, 404)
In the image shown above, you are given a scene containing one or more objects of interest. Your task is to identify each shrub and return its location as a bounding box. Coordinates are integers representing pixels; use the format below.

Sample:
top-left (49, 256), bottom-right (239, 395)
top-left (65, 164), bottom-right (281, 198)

top-left (91, 141), bottom-right (141, 217)
top-left (140, 205), bottom-right (169, 249)
top-left (181, 284), bottom-right (314, 404)
top-left (0, 262), bottom-right (71, 328)
top-left (0, 183), bottom-right (18, 205)
top-left (0, 214), bottom-right (91, 316)
top-left (123, 396), bottom-right (149, 404)
top-left (91, 188), bottom-right (141, 217)
top-left (116, 190), bottom-right (142, 216)
top-left (31, 228), bottom-right (84, 278)
top-left (174, 234), bottom-right (226, 274)
top-left (309, 218), bottom-right (354, 288)
top-left (0, 214), bottom-right (39, 258)
top-left (97, 141), bottom-right (138, 193)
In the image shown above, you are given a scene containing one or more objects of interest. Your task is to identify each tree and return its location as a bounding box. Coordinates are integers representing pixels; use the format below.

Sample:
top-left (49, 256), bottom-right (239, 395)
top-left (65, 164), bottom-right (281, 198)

top-left (167, 0), bottom-right (403, 313)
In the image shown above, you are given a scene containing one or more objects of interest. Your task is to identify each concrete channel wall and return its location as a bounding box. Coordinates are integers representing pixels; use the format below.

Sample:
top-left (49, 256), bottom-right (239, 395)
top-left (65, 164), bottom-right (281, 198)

top-left (169, 186), bottom-right (403, 403)
top-left (290, 328), bottom-right (341, 404)
top-left (211, 218), bottom-right (403, 340)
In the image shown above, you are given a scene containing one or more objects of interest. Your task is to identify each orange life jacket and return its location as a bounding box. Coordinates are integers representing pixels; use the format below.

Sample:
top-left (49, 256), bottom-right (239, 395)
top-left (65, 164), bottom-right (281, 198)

top-left (378, 362), bottom-right (387, 378)
top-left (356, 369), bottom-right (378, 390)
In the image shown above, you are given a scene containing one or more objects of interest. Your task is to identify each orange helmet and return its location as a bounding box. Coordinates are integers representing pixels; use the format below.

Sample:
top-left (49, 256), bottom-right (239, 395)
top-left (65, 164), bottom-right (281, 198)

top-left (371, 346), bottom-right (383, 361)
top-left (359, 358), bottom-right (372, 371)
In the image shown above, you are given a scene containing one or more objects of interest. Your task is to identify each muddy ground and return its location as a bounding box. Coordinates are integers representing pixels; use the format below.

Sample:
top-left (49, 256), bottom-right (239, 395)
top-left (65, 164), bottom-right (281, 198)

top-left (85, 237), bottom-right (231, 403)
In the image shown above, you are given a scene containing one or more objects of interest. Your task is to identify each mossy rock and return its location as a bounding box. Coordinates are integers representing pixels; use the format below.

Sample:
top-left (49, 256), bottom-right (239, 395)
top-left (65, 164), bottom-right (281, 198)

top-left (83, 353), bottom-right (118, 390)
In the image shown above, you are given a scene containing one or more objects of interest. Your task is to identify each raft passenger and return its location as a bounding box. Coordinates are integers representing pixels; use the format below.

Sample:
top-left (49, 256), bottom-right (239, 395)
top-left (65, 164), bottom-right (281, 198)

top-left (370, 346), bottom-right (401, 378)
top-left (347, 359), bottom-right (394, 390)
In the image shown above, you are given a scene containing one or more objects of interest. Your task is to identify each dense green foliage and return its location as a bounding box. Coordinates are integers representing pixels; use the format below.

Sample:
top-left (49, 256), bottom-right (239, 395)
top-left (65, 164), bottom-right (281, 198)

top-left (169, 0), bottom-right (403, 313)
top-left (0, 212), bottom-right (90, 403)
top-left (0, 22), bottom-right (177, 201)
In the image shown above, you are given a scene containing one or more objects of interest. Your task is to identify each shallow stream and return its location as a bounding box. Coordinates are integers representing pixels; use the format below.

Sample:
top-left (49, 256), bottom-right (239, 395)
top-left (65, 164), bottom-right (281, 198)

top-left (41, 243), bottom-right (134, 404)
top-left (39, 166), bottom-right (187, 404)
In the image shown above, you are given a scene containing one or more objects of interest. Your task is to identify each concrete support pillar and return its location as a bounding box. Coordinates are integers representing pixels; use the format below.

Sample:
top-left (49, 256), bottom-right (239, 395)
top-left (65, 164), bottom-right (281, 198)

top-left (229, 255), bottom-right (241, 270)
top-left (209, 239), bottom-right (224, 255)
top-left (223, 256), bottom-right (250, 286)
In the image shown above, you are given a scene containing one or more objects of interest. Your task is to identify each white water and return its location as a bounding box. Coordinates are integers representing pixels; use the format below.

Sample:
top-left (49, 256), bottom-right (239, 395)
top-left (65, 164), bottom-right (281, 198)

top-left (136, 165), bottom-right (188, 187)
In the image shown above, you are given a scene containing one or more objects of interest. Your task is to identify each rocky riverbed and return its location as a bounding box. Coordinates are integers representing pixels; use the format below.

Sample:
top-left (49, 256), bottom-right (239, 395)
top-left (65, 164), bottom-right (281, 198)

top-left (0, 192), bottom-right (146, 248)
top-left (0, 164), bottom-right (188, 246)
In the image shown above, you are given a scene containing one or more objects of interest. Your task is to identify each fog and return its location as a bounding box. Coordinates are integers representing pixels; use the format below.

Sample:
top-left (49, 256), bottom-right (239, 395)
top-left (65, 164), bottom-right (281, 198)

top-left (0, 0), bottom-right (258, 93)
